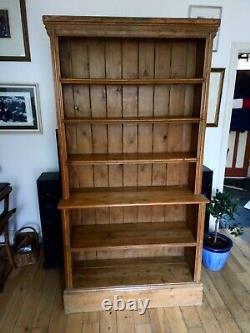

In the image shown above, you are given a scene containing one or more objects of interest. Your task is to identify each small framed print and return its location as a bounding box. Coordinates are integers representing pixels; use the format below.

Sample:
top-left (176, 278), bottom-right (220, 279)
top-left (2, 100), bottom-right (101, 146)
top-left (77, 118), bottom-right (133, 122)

top-left (0, 84), bottom-right (42, 132)
top-left (0, 0), bottom-right (30, 61)
top-left (207, 68), bottom-right (225, 127)
top-left (189, 5), bottom-right (222, 52)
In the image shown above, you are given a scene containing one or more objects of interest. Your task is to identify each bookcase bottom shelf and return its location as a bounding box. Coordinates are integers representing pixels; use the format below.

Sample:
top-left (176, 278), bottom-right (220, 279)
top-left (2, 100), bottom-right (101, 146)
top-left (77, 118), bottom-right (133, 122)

top-left (63, 256), bottom-right (202, 313)
top-left (73, 256), bottom-right (194, 289)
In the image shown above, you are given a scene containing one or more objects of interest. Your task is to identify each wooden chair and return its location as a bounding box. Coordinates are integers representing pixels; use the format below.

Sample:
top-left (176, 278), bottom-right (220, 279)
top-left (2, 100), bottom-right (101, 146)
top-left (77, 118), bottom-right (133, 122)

top-left (0, 183), bottom-right (16, 271)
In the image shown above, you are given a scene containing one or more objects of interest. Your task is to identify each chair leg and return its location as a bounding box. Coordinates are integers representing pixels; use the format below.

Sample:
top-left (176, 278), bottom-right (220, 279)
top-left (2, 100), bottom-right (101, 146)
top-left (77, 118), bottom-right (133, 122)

top-left (4, 225), bottom-right (16, 269)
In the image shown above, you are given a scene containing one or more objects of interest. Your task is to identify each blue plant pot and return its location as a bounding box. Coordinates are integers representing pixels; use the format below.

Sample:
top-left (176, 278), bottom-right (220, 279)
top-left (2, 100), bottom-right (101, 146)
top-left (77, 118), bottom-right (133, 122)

top-left (202, 233), bottom-right (233, 271)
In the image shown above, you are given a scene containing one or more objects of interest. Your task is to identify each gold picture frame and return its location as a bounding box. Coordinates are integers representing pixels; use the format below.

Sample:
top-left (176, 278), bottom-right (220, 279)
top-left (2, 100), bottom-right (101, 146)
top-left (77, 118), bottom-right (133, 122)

top-left (206, 68), bottom-right (225, 127)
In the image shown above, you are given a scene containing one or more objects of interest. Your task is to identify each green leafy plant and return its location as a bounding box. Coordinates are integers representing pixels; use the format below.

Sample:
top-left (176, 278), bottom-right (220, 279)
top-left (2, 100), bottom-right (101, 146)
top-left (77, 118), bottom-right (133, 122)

top-left (207, 190), bottom-right (243, 244)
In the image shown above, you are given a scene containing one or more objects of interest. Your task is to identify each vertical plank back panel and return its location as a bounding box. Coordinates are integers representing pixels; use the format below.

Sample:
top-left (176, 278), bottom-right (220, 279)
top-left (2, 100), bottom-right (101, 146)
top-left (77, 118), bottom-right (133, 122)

top-left (167, 41), bottom-right (197, 191)
top-left (138, 40), bottom-right (155, 222)
top-left (60, 40), bottom-right (78, 194)
top-left (153, 40), bottom-right (171, 222)
top-left (105, 39), bottom-right (124, 227)
top-left (122, 40), bottom-right (138, 223)
top-left (167, 41), bottom-right (187, 188)
top-left (88, 40), bottom-right (109, 229)
top-left (71, 39), bottom-right (93, 200)
top-left (184, 42), bottom-right (196, 117)
top-left (71, 38), bottom-right (96, 258)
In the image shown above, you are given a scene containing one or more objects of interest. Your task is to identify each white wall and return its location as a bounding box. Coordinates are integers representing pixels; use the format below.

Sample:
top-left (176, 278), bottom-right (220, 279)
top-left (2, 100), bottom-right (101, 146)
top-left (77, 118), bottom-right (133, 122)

top-left (1, 0), bottom-right (250, 234)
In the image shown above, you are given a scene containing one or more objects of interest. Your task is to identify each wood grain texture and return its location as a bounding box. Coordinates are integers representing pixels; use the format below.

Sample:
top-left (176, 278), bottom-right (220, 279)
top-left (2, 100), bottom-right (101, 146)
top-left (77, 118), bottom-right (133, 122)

top-left (58, 186), bottom-right (209, 209)
top-left (68, 152), bottom-right (197, 165)
top-left (61, 78), bottom-right (204, 84)
top-left (64, 282), bottom-right (203, 313)
top-left (50, 35), bottom-right (70, 199)
top-left (71, 222), bottom-right (197, 251)
top-left (61, 210), bottom-right (73, 288)
top-left (72, 256), bottom-right (195, 288)
top-left (194, 203), bottom-right (206, 282)
top-left (122, 39), bottom-right (138, 224)
top-left (43, 15), bottom-right (220, 39)
top-left (64, 116), bottom-right (201, 123)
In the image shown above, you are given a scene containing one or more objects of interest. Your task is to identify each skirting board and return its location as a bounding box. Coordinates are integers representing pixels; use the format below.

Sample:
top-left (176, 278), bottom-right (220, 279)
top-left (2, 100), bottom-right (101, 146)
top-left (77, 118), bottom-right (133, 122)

top-left (64, 282), bottom-right (203, 314)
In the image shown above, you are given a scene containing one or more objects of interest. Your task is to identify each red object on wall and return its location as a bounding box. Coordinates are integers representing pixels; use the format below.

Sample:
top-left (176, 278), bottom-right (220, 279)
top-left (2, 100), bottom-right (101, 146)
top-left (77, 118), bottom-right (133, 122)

top-left (243, 98), bottom-right (250, 109)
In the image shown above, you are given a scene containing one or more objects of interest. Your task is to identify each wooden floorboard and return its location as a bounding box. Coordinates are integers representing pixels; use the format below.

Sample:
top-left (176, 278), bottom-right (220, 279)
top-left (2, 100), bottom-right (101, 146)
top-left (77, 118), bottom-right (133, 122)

top-left (0, 229), bottom-right (249, 332)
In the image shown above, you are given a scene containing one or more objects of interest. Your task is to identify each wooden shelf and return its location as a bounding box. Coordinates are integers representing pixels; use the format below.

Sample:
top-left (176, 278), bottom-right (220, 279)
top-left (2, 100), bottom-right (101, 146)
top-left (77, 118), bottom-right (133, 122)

top-left (61, 78), bottom-right (204, 85)
top-left (68, 152), bottom-right (197, 165)
top-left (71, 222), bottom-right (196, 252)
top-left (73, 256), bottom-right (194, 289)
top-left (63, 116), bottom-right (201, 124)
top-left (58, 186), bottom-right (209, 209)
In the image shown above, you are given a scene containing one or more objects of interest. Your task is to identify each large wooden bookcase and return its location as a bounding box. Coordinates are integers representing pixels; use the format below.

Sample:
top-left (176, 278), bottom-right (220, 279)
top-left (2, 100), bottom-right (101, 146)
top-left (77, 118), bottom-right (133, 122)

top-left (43, 16), bottom-right (219, 313)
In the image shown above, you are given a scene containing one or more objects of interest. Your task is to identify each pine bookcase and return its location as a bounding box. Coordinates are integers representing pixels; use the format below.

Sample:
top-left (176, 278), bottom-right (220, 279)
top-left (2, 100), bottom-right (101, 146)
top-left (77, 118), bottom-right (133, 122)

top-left (43, 16), bottom-right (220, 313)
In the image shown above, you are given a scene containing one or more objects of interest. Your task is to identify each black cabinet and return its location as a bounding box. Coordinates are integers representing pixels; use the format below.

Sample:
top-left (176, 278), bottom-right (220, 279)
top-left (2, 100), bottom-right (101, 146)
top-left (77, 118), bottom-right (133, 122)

top-left (37, 172), bottom-right (63, 268)
top-left (202, 166), bottom-right (213, 233)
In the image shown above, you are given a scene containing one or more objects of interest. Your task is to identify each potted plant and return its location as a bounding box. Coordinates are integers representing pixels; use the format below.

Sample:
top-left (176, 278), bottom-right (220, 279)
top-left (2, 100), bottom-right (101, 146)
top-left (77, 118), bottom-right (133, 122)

top-left (202, 190), bottom-right (243, 271)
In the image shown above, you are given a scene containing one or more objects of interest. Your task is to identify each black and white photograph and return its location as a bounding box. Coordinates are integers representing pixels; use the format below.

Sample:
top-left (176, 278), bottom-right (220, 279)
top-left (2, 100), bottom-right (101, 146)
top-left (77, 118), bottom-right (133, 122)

top-left (0, 84), bottom-right (42, 131)
top-left (0, 10), bottom-right (11, 38)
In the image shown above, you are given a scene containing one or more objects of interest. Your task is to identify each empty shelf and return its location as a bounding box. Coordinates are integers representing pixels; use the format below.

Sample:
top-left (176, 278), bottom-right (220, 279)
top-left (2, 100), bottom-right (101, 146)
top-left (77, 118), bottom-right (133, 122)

top-left (61, 78), bottom-right (204, 85)
top-left (71, 221), bottom-right (197, 251)
top-left (63, 116), bottom-right (201, 124)
top-left (68, 152), bottom-right (197, 165)
top-left (73, 256), bottom-right (194, 289)
top-left (58, 186), bottom-right (209, 209)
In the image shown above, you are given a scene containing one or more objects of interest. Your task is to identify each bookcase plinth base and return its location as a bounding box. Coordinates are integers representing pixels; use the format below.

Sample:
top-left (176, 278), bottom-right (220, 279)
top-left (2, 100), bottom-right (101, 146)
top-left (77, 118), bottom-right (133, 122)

top-left (63, 282), bottom-right (203, 314)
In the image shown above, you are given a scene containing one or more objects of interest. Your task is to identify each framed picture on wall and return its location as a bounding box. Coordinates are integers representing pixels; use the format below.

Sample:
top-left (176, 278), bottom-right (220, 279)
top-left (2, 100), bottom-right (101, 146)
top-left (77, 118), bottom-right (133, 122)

top-left (0, 84), bottom-right (42, 132)
top-left (206, 68), bottom-right (225, 127)
top-left (189, 5), bottom-right (222, 52)
top-left (0, 0), bottom-right (30, 61)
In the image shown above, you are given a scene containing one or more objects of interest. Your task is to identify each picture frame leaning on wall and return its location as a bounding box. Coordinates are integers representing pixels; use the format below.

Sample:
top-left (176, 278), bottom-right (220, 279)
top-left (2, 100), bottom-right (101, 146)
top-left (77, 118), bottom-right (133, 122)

top-left (206, 68), bottom-right (225, 127)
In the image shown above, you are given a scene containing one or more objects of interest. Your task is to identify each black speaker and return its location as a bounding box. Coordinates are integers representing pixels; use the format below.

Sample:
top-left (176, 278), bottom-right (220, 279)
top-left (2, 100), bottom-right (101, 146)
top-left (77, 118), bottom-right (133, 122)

top-left (37, 172), bottom-right (63, 268)
top-left (202, 166), bottom-right (213, 233)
